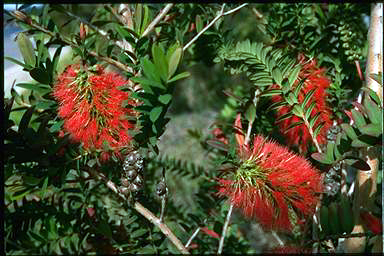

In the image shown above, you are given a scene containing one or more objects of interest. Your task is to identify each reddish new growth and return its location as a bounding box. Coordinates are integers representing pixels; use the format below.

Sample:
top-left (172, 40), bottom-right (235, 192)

top-left (272, 53), bottom-right (333, 152)
top-left (53, 64), bottom-right (138, 161)
top-left (217, 115), bottom-right (323, 232)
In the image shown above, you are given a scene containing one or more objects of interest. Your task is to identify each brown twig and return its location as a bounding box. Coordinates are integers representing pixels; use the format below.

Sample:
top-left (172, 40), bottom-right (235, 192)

top-left (183, 3), bottom-right (248, 51)
top-left (217, 203), bottom-right (233, 254)
top-left (85, 168), bottom-right (189, 254)
top-left (142, 4), bottom-right (174, 37)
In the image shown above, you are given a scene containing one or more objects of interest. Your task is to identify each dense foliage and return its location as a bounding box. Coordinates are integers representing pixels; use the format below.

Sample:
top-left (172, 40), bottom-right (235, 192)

top-left (4, 3), bottom-right (382, 254)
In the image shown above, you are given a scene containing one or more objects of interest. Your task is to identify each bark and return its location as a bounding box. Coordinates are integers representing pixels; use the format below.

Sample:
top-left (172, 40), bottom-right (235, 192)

top-left (343, 3), bottom-right (383, 253)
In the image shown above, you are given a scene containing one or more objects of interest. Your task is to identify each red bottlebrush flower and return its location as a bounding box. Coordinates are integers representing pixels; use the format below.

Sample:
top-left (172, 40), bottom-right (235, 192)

top-left (53, 64), bottom-right (138, 161)
top-left (360, 210), bottom-right (382, 235)
top-left (217, 114), bottom-right (323, 232)
top-left (271, 53), bottom-right (333, 152)
top-left (201, 227), bottom-right (220, 239)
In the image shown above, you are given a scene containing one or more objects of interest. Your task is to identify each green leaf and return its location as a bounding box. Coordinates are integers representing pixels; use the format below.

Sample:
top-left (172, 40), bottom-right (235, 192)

top-left (5, 56), bottom-right (33, 70)
top-left (260, 89), bottom-right (282, 97)
top-left (325, 142), bottom-right (335, 162)
top-left (40, 176), bottom-right (49, 198)
top-left (362, 87), bottom-right (382, 105)
top-left (328, 202), bottom-right (342, 234)
top-left (30, 67), bottom-right (51, 85)
top-left (168, 47), bottom-right (182, 79)
top-left (131, 77), bottom-right (155, 94)
top-left (288, 64), bottom-right (301, 87)
top-left (245, 104), bottom-right (256, 123)
top-left (131, 229), bottom-right (148, 239)
top-left (320, 205), bottom-right (330, 235)
top-left (35, 100), bottom-right (56, 110)
top-left (363, 95), bottom-right (382, 124)
top-left (23, 175), bottom-right (42, 186)
top-left (291, 104), bottom-right (303, 117)
top-left (351, 134), bottom-right (380, 147)
top-left (134, 4), bottom-right (143, 35)
top-left (168, 71), bottom-right (190, 83)
top-left (344, 157), bottom-right (370, 170)
top-left (305, 101), bottom-right (316, 121)
top-left (359, 123), bottom-right (381, 137)
top-left (340, 123), bottom-right (357, 140)
top-left (309, 112), bottom-right (321, 129)
top-left (266, 100), bottom-right (287, 112)
top-left (19, 106), bottom-right (35, 134)
top-left (311, 152), bottom-right (333, 164)
top-left (16, 83), bottom-right (51, 94)
top-left (158, 94), bottom-right (172, 105)
top-left (313, 122), bottom-right (325, 139)
top-left (17, 32), bottom-right (36, 67)
top-left (339, 195), bottom-right (354, 233)
top-left (351, 108), bottom-right (366, 129)
top-left (272, 68), bottom-right (283, 86)
top-left (152, 44), bottom-right (168, 82)
top-left (49, 120), bottom-right (64, 133)
top-left (284, 120), bottom-right (304, 133)
top-left (293, 77), bottom-right (306, 98)
top-left (196, 15), bottom-right (203, 33)
top-left (141, 58), bottom-right (162, 85)
top-left (301, 88), bottom-right (315, 108)
top-left (276, 112), bottom-right (293, 123)
top-left (149, 106), bottom-right (163, 122)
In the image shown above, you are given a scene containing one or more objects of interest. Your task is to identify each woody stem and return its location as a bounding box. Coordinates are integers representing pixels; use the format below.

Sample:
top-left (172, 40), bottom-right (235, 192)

top-left (217, 203), bottom-right (234, 254)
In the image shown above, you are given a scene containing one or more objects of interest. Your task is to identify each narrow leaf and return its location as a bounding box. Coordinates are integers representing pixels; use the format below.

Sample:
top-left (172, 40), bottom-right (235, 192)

top-left (158, 94), bottom-right (172, 105)
top-left (19, 106), bottom-right (36, 134)
top-left (149, 106), bottom-right (163, 122)
top-left (260, 89), bottom-right (282, 97)
top-left (288, 64), bottom-right (301, 87)
top-left (152, 44), bottom-right (168, 82)
top-left (351, 108), bottom-right (366, 129)
top-left (168, 47), bottom-right (182, 79)
top-left (17, 32), bottom-right (36, 67)
top-left (340, 123), bottom-right (358, 140)
top-left (168, 71), bottom-right (190, 83)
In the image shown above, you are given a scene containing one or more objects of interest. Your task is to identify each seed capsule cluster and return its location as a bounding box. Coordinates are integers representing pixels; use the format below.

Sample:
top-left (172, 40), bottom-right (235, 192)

top-left (324, 163), bottom-right (341, 196)
top-left (119, 150), bottom-right (144, 195)
top-left (326, 124), bottom-right (342, 143)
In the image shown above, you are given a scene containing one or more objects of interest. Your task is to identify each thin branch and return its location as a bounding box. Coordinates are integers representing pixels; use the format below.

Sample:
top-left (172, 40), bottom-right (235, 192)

top-left (10, 10), bottom-right (133, 74)
top-left (217, 203), bottom-right (233, 254)
top-left (85, 168), bottom-right (190, 254)
top-left (185, 227), bottom-right (201, 248)
top-left (183, 3), bottom-right (248, 51)
top-left (142, 3), bottom-right (174, 37)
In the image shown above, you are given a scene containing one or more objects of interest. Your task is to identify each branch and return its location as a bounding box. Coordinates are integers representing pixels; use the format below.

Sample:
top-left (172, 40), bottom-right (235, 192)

top-left (85, 168), bottom-right (190, 254)
top-left (217, 203), bottom-right (233, 254)
top-left (10, 10), bottom-right (133, 74)
top-left (185, 227), bottom-right (200, 248)
top-left (183, 3), bottom-right (248, 51)
top-left (142, 4), bottom-right (174, 37)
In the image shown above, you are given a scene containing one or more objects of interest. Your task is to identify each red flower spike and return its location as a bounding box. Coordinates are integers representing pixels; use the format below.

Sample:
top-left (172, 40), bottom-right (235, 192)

top-left (53, 64), bottom-right (138, 161)
top-left (218, 117), bottom-right (323, 232)
top-left (200, 227), bottom-right (220, 239)
top-left (271, 53), bottom-right (333, 152)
